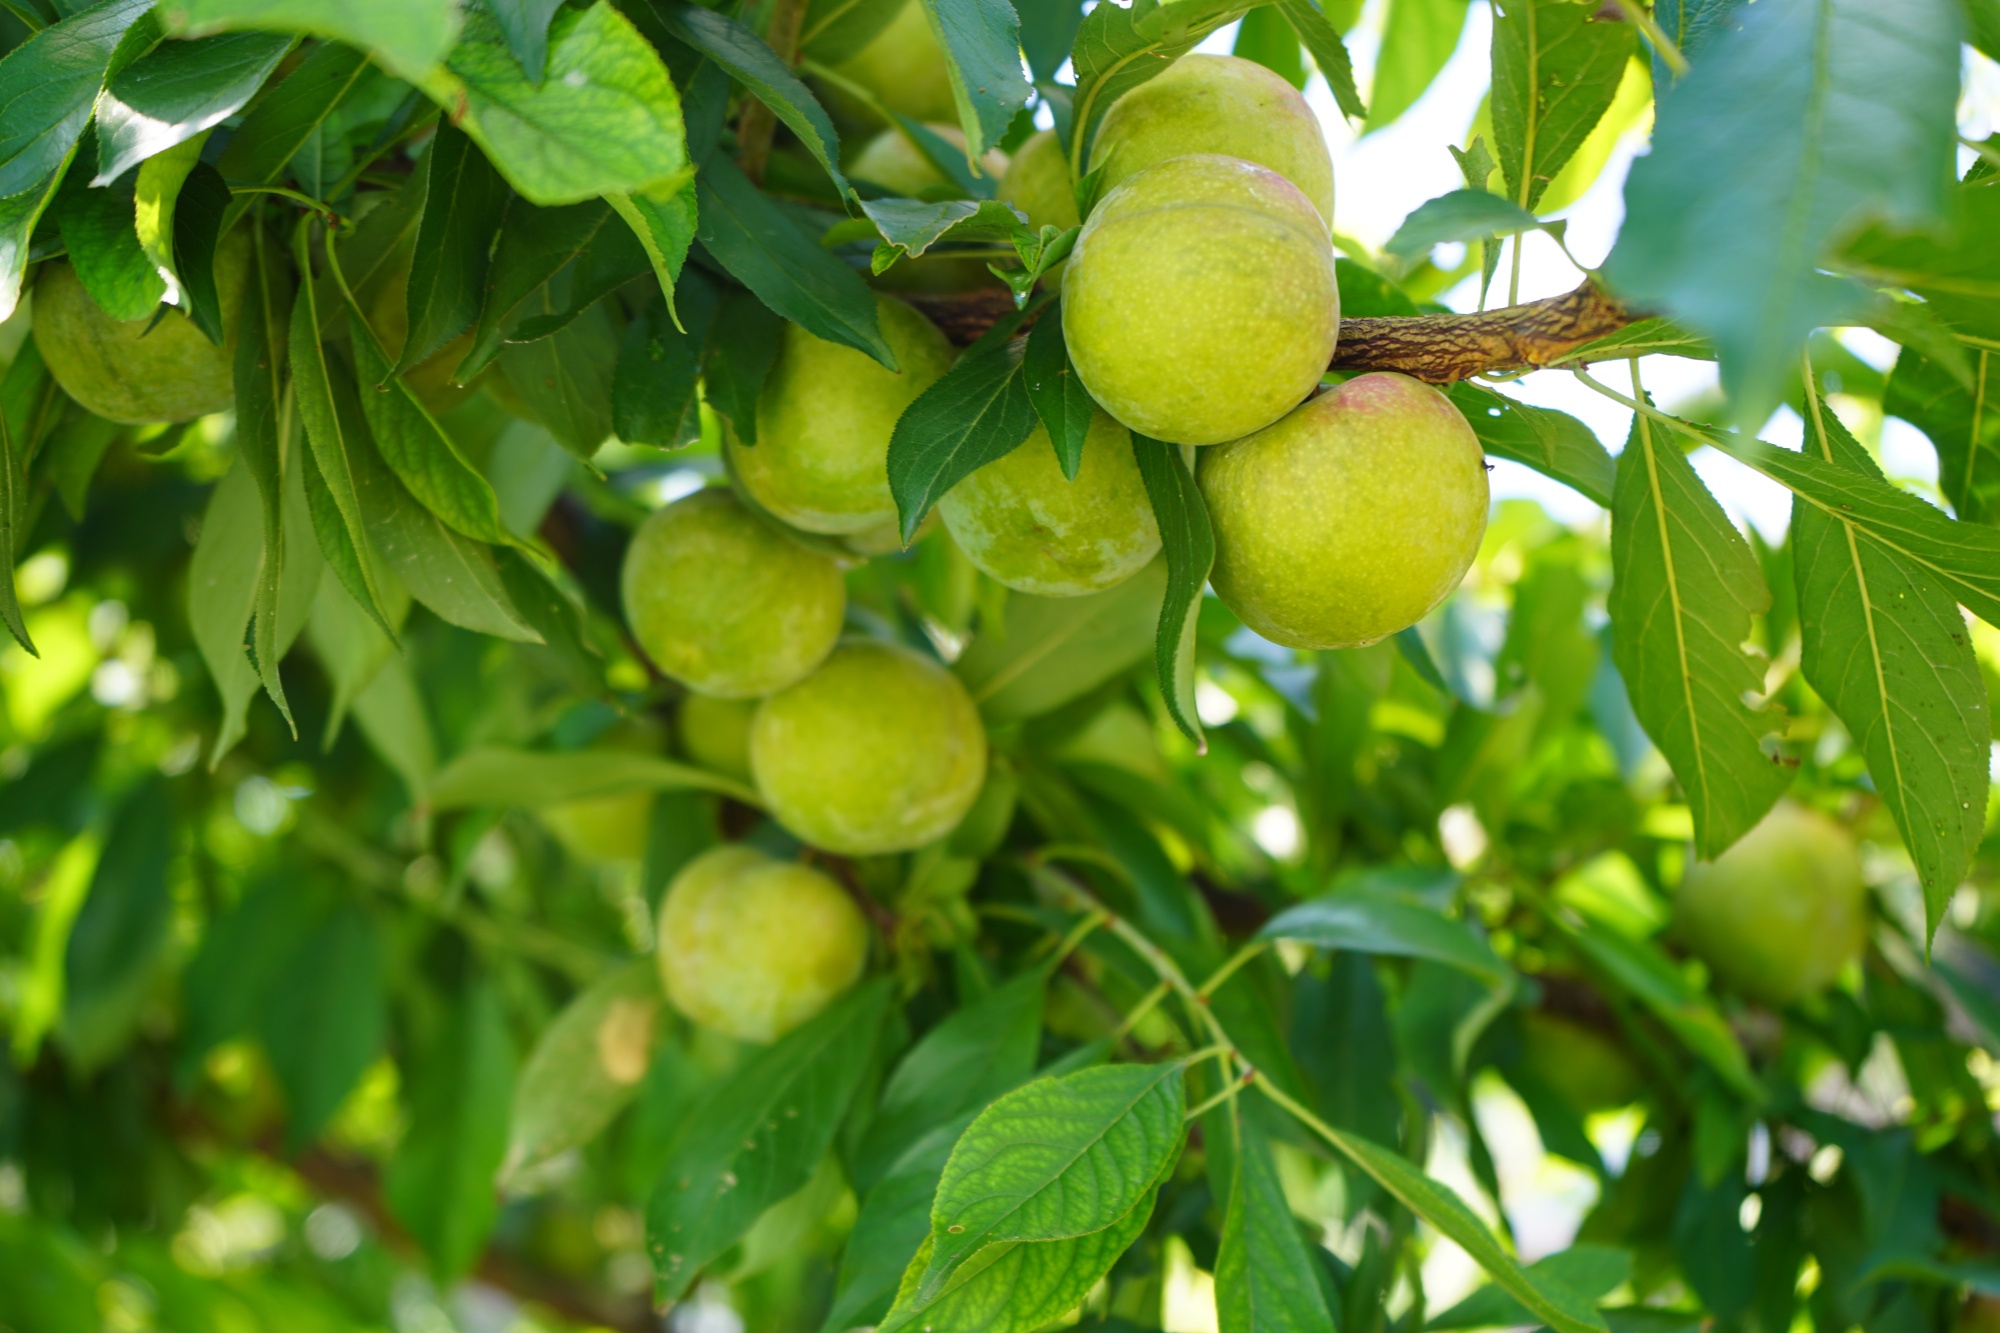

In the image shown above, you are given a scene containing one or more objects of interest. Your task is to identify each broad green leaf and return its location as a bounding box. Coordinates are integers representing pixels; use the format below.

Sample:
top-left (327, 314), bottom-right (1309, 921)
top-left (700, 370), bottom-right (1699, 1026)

top-left (258, 901), bottom-right (386, 1150)
top-left (955, 558), bottom-right (1165, 719)
top-left (496, 296), bottom-right (618, 457)
top-left (919, 0), bottom-right (1032, 157)
top-left (1839, 181), bottom-right (2000, 337)
top-left (52, 138), bottom-right (163, 320)
top-left (398, 118), bottom-right (509, 376)
top-left (1367, 0), bottom-right (1469, 131)
top-left (160, 0), bottom-right (459, 82)
top-left (428, 745), bottom-right (757, 809)
top-left (1603, 0), bottom-right (1962, 428)
top-left (1260, 889), bottom-right (1510, 986)
top-left (350, 651), bottom-right (436, 794)
top-left (1131, 434), bottom-right (1214, 747)
top-left (488, 0), bottom-right (565, 81)
top-left (882, 1191), bottom-right (1155, 1333)
top-left (613, 271), bottom-right (715, 447)
top-left (1277, 0), bottom-right (1363, 121)
top-left (859, 197), bottom-right (1026, 270)
top-left (387, 975), bottom-right (518, 1280)
top-left (1447, 382), bottom-right (1612, 507)
top-left (45, 407), bottom-right (118, 523)
top-left (605, 180), bottom-right (697, 318)
top-left (494, 548), bottom-right (601, 693)
top-left (1386, 188), bottom-right (1549, 260)
top-left (132, 133), bottom-right (207, 296)
top-left (420, 4), bottom-right (688, 207)
top-left (917, 1062), bottom-right (1185, 1299)
top-left (695, 154), bottom-right (893, 366)
top-left (504, 963), bottom-right (661, 1183)
top-left (233, 225), bottom-right (294, 731)
top-left (61, 777), bottom-right (173, 1070)
top-left (304, 568), bottom-right (406, 746)
top-left (648, 981), bottom-right (890, 1302)
top-left (656, 1), bottom-right (850, 196)
top-left (801, 0), bottom-right (908, 61)
top-left (94, 31), bottom-right (291, 182)
top-left (853, 966), bottom-right (1048, 1191)
top-left (888, 307), bottom-right (1038, 543)
top-left (0, 0), bottom-right (153, 198)
top-left (1490, 0), bottom-right (1634, 212)
top-left (456, 196), bottom-right (622, 380)
top-left (702, 286), bottom-right (784, 441)
top-left (1429, 1244), bottom-right (1632, 1330)
top-left (499, 213), bottom-right (649, 344)
top-left (1212, 1105), bottom-right (1333, 1333)
top-left (0, 166), bottom-right (64, 324)
top-left (1792, 379), bottom-right (1987, 939)
top-left (1022, 297), bottom-right (1092, 479)
top-left (1067, 0), bottom-right (1252, 166)
top-left (1886, 346), bottom-right (2000, 525)
top-left (1233, 4), bottom-right (1304, 88)
top-left (211, 38), bottom-right (368, 188)
top-left (827, 1118), bottom-right (971, 1333)
top-left (1606, 410), bottom-right (1788, 857)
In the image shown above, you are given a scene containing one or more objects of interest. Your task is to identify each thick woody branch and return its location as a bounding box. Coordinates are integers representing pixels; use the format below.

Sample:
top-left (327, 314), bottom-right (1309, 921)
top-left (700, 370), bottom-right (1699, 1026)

top-left (906, 279), bottom-right (1641, 384)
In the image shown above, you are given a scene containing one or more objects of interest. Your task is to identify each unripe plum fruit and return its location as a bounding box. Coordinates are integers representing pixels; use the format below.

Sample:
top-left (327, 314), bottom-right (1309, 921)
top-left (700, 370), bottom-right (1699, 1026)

top-left (939, 409), bottom-right (1160, 596)
top-left (828, 0), bottom-right (957, 125)
top-left (679, 693), bottom-right (756, 781)
top-left (621, 487), bottom-right (846, 698)
top-left (1062, 154), bottom-right (1339, 447)
top-left (751, 641), bottom-right (987, 854)
top-left (999, 129), bottom-right (1080, 232)
top-left (539, 791), bottom-right (653, 864)
top-left (657, 844), bottom-right (870, 1042)
top-left (33, 227), bottom-right (250, 424)
top-left (728, 296), bottom-right (954, 534)
top-left (1675, 802), bottom-right (1867, 1008)
top-left (849, 124), bottom-right (1007, 196)
top-left (1518, 1011), bottom-right (1643, 1114)
top-left (1199, 372), bottom-right (1487, 649)
top-left (1088, 54), bottom-right (1335, 230)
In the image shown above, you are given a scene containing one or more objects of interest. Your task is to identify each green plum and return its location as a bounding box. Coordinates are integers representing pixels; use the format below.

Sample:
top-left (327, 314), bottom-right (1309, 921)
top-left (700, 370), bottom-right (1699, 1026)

top-left (538, 791), bottom-right (654, 865)
top-left (33, 227), bottom-right (249, 424)
top-left (751, 641), bottom-right (988, 854)
top-left (999, 129), bottom-right (1080, 232)
top-left (728, 296), bottom-right (955, 533)
top-left (679, 693), bottom-right (756, 782)
top-left (849, 123), bottom-right (1007, 196)
top-left (1518, 1011), bottom-right (1643, 1114)
top-left (827, 0), bottom-right (957, 125)
top-left (1062, 154), bottom-right (1339, 446)
top-left (657, 845), bottom-right (870, 1042)
top-left (621, 487), bottom-right (846, 698)
top-left (1199, 372), bottom-right (1487, 648)
top-left (1676, 802), bottom-right (1868, 1008)
top-left (938, 409), bottom-right (1159, 596)
top-left (1088, 54), bottom-right (1336, 230)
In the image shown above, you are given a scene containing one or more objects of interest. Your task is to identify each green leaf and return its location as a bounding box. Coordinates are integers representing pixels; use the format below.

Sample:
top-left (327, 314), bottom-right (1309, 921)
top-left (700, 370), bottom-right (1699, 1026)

top-left (1212, 1106), bottom-right (1334, 1333)
top-left (955, 557), bottom-right (1164, 719)
top-left (0, 165), bottom-right (64, 324)
top-left (1606, 409), bottom-right (1788, 857)
top-left (916, 1062), bottom-right (1185, 1300)
top-left (350, 650), bottom-right (436, 794)
top-left (1555, 316), bottom-right (1717, 366)
top-left (695, 153), bottom-right (893, 366)
top-left (496, 296), bottom-right (618, 458)
top-left (1447, 382), bottom-right (1612, 508)
top-left (1490, 0), bottom-right (1634, 212)
top-left (233, 225), bottom-right (294, 731)
top-left (1277, 0), bottom-right (1363, 121)
top-left (826, 1118), bottom-right (971, 1333)
top-left (1066, 0), bottom-right (1251, 167)
top-left (605, 179), bottom-right (697, 318)
top-left (94, 31), bottom-right (292, 183)
top-left (1261, 889), bottom-right (1510, 986)
top-left (397, 118), bottom-right (508, 375)
top-left (159, 0), bottom-right (459, 82)
top-left (504, 961), bottom-right (660, 1183)
top-left (456, 196), bottom-right (621, 380)
top-left (488, 0), bottom-right (565, 82)
top-left (0, 0), bottom-right (153, 199)
top-left (1234, 3), bottom-right (1304, 87)
top-left (1131, 434), bottom-right (1214, 747)
top-left (1839, 180), bottom-right (2000, 338)
top-left (647, 980), bottom-right (890, 1303)
top-left (702, 286), bottom-right (784, 441)
top-left (419, 3), bottom-right (688, 207)
top-left (1428, 1245), bottom-right (1632, 1330)
top-left (1602, 0), bottom-right (1962, 428)
top-left (860, 196), bottom-right (1026, 270)
top-left (1022, 297), bottom-right (1092, 479)
top-left (888, 308), bottom-right (1038, 543)
top-left (613, 272), bottom-right (714, 447)
top-left (494, 547), bottom-right (601, 691)
top-left (61, 777), bottom-right (173, 1071)
top-left (656, 1), bottom-right (850, 196)
top-left (211, 38), bottom-right (369, 188)
top-left (169, 160), bottom-right (231, 342)
top-left (1385, 188), bottom-right (1549, 260)
top-left (1791, 379), bottom-right (1987, 940)
top-left (387, 974), bottom-right (518, 1280)
top-left (258, 901), bottom-right (386, 1151)
top-left (882, 1192), bottom-right (1155, 1333)
top-left (303, 567), bottom-right (406, 747)
top-left (1366, 0), bottom-right (1468, 131)
top-left (918, 0), bottom-right (1032, 156)
top-left (132, 133), bottom-right (208, 297)
top-left (176, 877), bottom-right (320, 1079)
top-left (1886, 346), bottom-right (2000, 525)
top-left (52, 135), bottom-right (163, 320)
top-left (0, 398), bottom-right (30, 655)
top-left (801, 0), bottom-right (908, 62)
top-left (853, 966), bottom-right (1048, 1192)
top-left (428, 746), bottom-right (757, 810)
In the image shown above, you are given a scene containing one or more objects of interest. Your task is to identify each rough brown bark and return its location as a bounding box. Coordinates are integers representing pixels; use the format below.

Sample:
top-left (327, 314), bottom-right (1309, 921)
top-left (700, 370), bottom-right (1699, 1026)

top-left (906, 279), bottom-right (1642, 384)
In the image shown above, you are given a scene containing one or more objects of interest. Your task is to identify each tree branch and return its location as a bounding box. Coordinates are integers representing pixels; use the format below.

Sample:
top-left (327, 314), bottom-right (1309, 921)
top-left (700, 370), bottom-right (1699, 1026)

top-left (905, 279), bottom-right (1642, 384)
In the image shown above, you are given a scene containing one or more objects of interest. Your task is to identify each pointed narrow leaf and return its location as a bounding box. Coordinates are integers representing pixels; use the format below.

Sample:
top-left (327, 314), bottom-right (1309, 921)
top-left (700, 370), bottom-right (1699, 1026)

top-left (457, 197), bottom-right (620, 380)
top-left (1212, 1106), bottom-right (1333, 1333)
top-left (0, 0), bottom-right (155, 199)
top-left (1279, 0), bottom-right (1363, 120)
top-left (1260, 890), bottom-right (1509, 985)
top-left (213, 39), bottom-right (369, 188)
top-left (1490, 0), bottom-right (1635, 212)
top-left (95, 31), bottom-right (292, 183)
top-left (1447, 382), bottom-right (1612, 507)
top-left (505, 963), bottom-right (660, 1182)
top-left (605, 181), bottom-right (697, 318)
top-left (1022, 298), bottom-right (1093, 479)
top-left (234, 227), bottom-right (294, 731)
top-left (887, 309), bottom-right (1038, 542)
top-left (427, 746), bottom-right (756, 810)
top-left (1131, 434), bottom-right (1214, 747)
top-left (918, 0), bottom-right (1033, 156)
top-left (0, 405), bottom-right (30, 654)
top-left (61, 778), bottom-right (174, 1070)
top-left (260, 902), bottom-right (386, 1150)
top-left (1886, 346), bottom-right (2000, 526)
top-left (0, 167), bottom-right (65, 324)
top-left (399, 118), bottom-right (509, 375)
top-left (489, 0), bottom-right (565, 81)
top-left (160, 0), bottom-right (459, 82)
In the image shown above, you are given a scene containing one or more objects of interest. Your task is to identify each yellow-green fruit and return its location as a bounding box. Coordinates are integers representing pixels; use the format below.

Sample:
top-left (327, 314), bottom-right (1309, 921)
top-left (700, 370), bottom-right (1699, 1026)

top-left (539, 790), bottom-right (653, 864)
top-left (679, 693), bottom-right (756, 782)
top-left (829, 0), bottom-right (956, 124)
top-left (657, 845), bottom-right (869, 1042)
top-left (1199, 372), bottom-right (1487, 649)
top-left (1063, 155), bottom-right (1338, 446)
top-left (728, 297), bottom-right (954, 534)
top-left (939, 409), bottom-right (1159, 596)
top-left (621, 487), bottom-right (846, 698)
top-left (1088, 54), bottom-right (1335, 229)
top-left (1676, 803), bottom-right (1867, 1008)
top-left (751, 642), bottom-right (987, 854)
top-left (1519, 1011), bottom-right (1643, 1114)
top-left (999, 129), bottom-right (1080, 232)
top-left (850, 124), bottom-right (1007, 196)
top-left (32, 228), bottom-right (249, 424)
